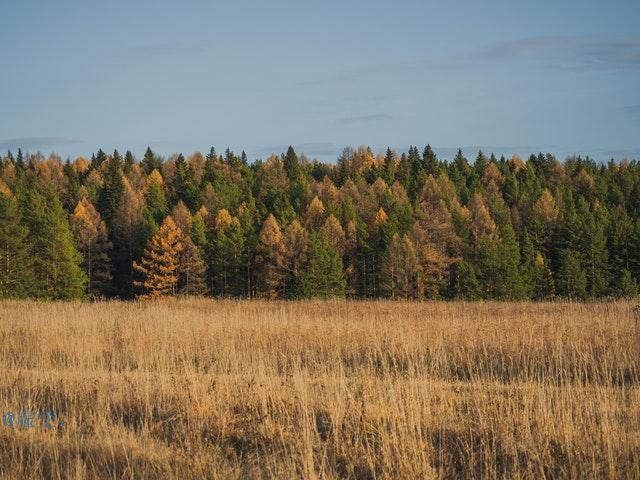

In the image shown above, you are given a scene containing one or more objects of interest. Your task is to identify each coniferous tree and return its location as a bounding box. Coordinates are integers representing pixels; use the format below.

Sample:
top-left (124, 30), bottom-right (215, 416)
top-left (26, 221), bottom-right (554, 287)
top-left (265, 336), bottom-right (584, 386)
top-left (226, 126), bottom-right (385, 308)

top-left (15, 148), bottom-right (25, 169)
top-left (208, 209), bottom-right (245, 296)
top-left (382, 233), bottom-right (420, 299)
top-left (17, 180), bottom-right (86, 299)
top-left (63, 160), bottom-right (81, 210)
top-left (111, 178), bottom-right (147, 298)
top-left (612, 269), bottom-right (638, 299)
top-left (70, 197), bottom-right (112, 297)
top-left (97, 150), bottom-right (125, 225)
top-left (133, 216), bottom-right (183, 299)
top-left (447, 260), bottom-right (481, 300)
top-left (172, 154), bottom-right (199, 210)
top-left (282, 219), bottom-right (309, 297)
top-left (298, 232), bottom-right (346, 298)
top-left (178, 235), bottom-right (207, 296)
top-left (144, 169), bottom-right (168, 228)
top-left (382, 148), bottom-right (395, 185)
top-left (305, 196), bottom-right (325, 231)
top-left (0, 191), bottom-right (34, 298)
top-left (556, 249), bottom-right (588, 299)
top-left (124, 150), bottom-right (135, 174)
top-left (575, 199), bottom-right (609, 297)
top-left (141, 147), bottom-right (162, 174)
top-left (422, 145), bottom-right (438, 176)
top-left (255, 214), bottom-right (286, 298)
top-left (91, 149), bottom-right (107, 171)
top-left (283, 146), bottom-right (300, 181)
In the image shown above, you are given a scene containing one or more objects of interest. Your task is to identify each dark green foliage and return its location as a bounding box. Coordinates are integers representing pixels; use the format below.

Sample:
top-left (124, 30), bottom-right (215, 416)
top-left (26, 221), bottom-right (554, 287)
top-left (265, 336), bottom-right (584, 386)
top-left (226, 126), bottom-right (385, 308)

top-left (447, 260), bottom-right (481, 300)
top-left (172, 154), bottom-right (199, 210)
top-left (556, 249), bottom-right (588, 300)
top-left (0, 192), bottom-right (34, 298)
top-left (382, 148), bottom-right (395, 185)
top-left (91, 149), bottom-right (107, 171)
top-left (283, 146), bottom-right (301, 181)
top-left (208, 220), bottom-right (246, 296)
top-left (124, 150), bottom-right (135, 173)
top-left (298, 232), bottom-right (346, 298)
top-left (16, 180), bottom-right (86, 299)
top-left (63, 160), bottom-right (81, 210)
top-left (145, 181), bottom-right (167, 226)
top-left (97, 150), bottom-right (125, 224)
top-left (2, 144), bottom-right (640, 301)
top-left (141, 147), bottom-right (162, 174)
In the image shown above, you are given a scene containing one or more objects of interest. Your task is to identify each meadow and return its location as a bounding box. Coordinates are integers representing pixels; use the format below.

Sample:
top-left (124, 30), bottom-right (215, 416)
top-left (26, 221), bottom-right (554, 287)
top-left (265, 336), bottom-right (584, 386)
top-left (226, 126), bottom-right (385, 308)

top-left (0, 300), bottom-right (638, 479)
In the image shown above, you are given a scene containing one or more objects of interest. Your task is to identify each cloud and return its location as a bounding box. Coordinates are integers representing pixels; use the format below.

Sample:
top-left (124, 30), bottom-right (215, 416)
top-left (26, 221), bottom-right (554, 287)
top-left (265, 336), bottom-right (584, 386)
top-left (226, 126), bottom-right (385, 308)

top-left (335, 114), bottom-right (392, 125)
top-left (0, 137), bottom-right (82, 151)
top-left (471, 36), bottom-right (640, 71)
top-left (254, 142), bottom-right (340, 158)
top-left (108, 43), bottom-right (208, 59)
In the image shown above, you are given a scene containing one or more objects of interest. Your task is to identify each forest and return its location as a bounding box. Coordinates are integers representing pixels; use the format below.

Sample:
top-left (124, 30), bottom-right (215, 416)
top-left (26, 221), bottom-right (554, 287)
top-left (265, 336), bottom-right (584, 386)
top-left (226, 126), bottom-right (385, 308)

top-left (1, 144), bottom-right (639, 301)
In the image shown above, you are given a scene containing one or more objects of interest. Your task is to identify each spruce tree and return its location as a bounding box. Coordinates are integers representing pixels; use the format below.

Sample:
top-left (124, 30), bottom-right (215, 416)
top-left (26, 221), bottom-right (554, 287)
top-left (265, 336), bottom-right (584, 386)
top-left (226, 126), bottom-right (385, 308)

top-left (447, 260), bottom-right (481, 300)
top-left (298, 232), bottom-right (346, 298)
top-left (17, 181), bottom-right (86, 299)
top-left (382, 148), bottom-right (395, 185)
top-left (97, 150), bottom-right (125, 225)
top-left (0, 191), bottom-right (34, 298)
top-left (141, 147), bottom-right (162, 174)
top-left (283, 146), bottom-right (300, 181)
top-left (556, 249), bottom-right (587, 299)
top-left (124, 150), bottom-right (135, 173)
top-left (422, 144), bottom-right (438, 176)
top-left (208, 210), bottom-right (245, 296)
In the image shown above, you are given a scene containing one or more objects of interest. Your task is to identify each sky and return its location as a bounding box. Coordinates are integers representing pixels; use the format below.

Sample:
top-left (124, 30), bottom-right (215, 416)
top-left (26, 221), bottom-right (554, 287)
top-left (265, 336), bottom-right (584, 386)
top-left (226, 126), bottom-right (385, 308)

top-left (1, 0), bottom-right (639, 163)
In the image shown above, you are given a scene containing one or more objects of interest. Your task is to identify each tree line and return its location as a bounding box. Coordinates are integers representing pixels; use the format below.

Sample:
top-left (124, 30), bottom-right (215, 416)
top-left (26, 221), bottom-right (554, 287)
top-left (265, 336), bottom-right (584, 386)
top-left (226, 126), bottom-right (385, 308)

top-left (1, 145), bottom-right (639, 300)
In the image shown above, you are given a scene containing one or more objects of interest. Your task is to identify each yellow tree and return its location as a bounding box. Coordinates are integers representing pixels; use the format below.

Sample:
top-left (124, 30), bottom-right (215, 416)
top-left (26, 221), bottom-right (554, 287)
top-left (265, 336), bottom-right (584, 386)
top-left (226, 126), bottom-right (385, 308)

top-left (172, 202), bottom-right (207, 295)
top-left (133, 216), bottom-right (183, 299)
top-left (469, 192), bottom-right (498, 248)
top-left (383, 233), bottom-right (420, 299)
top-left (305, 196), bottom-right (325, 231)
top-left (255, 214), bottom-right (286, 298)
top-left (70, 197), bottom-right (112, 296)
top-left (282, 219), bottom-right (309, 295)
top-left (321, 214), bottom-right (346, 255)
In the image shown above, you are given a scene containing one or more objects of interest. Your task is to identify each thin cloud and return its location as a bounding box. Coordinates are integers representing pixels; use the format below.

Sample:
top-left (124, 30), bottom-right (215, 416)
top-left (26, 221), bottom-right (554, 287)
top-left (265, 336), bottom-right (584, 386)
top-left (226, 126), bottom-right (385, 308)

top-left (335, 114), bottom-right (392, 125)
top-left (472, 36), bottom-right (640, 71)
top-left (0, 137), bottom-right (82, 151)
top-left (622, 104), bottom-right (640, 114)
top-left (108, 43), bottom-right (208, 59)
top-left (254, 142), bottom-right (340, 158)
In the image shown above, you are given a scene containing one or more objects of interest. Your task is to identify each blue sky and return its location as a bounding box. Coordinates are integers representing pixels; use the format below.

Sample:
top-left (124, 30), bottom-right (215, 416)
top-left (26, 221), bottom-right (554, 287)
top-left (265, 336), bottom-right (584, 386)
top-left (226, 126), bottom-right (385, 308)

top-left (1, 0), bottom-right (639, 162)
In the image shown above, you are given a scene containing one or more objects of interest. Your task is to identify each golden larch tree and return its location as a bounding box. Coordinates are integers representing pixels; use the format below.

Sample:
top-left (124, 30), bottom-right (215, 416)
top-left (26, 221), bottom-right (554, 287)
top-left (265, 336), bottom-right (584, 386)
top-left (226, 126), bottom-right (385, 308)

top-left (133, 216), bottom-right (184, 299)
top-left (172, 201), bottom-right (207, 295)
top-left (305, 196), bottom-right (325, 231)
top-left (469, 192), bottom-right (499, 246)
top-left (282, 219), bottom-right (309, 294)
top-left (70, 197), bottom-right (112, 296)
top-left (255, 214), bottom-right (287, 298)
top-left (321, 214), bottom-right (346, 255)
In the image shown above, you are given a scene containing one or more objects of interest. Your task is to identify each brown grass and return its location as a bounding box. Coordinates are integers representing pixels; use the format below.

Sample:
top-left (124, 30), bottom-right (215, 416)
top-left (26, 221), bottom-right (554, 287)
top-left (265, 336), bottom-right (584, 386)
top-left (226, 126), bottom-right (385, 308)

top-left (0, 300), bottom-right (638, 479)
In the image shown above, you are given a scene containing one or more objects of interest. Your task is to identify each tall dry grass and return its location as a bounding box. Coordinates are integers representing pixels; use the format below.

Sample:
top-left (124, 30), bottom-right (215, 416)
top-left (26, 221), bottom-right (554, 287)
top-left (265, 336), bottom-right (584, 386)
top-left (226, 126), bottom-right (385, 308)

top-left (0, 300), bottom-right (638, 479)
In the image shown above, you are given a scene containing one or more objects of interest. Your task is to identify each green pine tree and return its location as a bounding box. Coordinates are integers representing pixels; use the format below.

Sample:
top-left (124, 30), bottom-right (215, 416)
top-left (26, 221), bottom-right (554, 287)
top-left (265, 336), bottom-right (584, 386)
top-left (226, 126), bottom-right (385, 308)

top-left (17, 180), bottom-right (86, 299)
top-left (297, 232), bottom-right (346, 298)
top-left (0, 191), bottom-right (34, 298)
top-left (556, 249), bottom-right (587, 300)
top-left (97, 150), bottom-right (125, 224)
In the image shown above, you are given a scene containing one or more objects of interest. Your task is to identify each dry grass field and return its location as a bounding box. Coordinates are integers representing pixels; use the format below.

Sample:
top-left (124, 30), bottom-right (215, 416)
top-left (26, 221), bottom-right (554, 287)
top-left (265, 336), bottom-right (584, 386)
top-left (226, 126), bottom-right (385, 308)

top-left (0, 300), bottom-right (638, 479)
